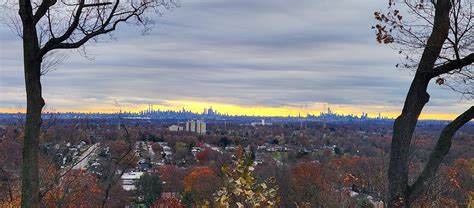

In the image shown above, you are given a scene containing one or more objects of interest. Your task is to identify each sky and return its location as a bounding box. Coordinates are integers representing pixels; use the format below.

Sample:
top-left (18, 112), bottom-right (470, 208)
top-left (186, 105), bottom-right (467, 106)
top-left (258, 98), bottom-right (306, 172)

top-left (0, 0), bottom-right (472, 119)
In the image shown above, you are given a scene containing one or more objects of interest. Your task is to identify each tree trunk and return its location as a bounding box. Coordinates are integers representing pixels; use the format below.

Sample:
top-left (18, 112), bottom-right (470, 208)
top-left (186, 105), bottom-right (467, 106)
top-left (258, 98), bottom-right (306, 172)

top-left (388, 72), bottom-right (431, 207)
top-left (387, 1), bottom-right (452, 207)
top-left (21, 16), bottom-right (44, 208)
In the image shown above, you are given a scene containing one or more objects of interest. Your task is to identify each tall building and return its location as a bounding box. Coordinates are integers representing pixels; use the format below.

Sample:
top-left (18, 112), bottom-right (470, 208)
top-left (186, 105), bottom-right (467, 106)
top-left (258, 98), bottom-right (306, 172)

top-left (191, 120), bottom-right (196, 132)
top-left (185, 120), bottom-right (206, 135)
top-left (207, 107), bottom-right (215, 116)
top-left (201, 121), bottom-right (206, 134)
top-left (185, 120), bottom-right (195, 132)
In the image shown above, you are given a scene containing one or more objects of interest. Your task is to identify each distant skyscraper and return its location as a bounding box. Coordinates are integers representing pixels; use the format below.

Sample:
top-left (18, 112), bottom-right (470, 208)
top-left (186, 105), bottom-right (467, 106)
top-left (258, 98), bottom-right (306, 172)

top-left (207, 107), bottom-right (214, 115)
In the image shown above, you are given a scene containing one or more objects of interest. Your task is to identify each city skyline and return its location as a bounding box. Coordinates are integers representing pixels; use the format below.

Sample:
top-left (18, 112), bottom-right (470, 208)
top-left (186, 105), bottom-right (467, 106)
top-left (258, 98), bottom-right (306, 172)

top-left (0, 102), bottom-right (460, 120)
top-left (0, 0), bottom-right (471, 120)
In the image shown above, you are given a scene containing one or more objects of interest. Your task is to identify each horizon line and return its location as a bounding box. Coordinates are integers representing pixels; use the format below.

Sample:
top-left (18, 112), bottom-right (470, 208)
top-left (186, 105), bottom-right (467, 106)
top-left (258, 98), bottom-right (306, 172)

top-left (0, 109), bottom-right (463, 121)
top-left (0, 100), bottom-right (464, 121)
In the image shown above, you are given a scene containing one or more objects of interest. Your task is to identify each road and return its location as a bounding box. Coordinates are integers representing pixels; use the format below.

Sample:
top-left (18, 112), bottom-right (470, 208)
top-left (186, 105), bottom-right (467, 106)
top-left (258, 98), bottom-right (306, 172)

top-left (72, 143), bottom-right (99, 170)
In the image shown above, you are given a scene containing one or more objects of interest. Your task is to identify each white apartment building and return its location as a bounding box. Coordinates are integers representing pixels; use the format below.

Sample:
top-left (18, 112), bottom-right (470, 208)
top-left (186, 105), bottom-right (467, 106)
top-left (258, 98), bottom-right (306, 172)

top-left (168, 125), bottom-right (183, 131)
top-left (185, 120), bottom-right (206, 135)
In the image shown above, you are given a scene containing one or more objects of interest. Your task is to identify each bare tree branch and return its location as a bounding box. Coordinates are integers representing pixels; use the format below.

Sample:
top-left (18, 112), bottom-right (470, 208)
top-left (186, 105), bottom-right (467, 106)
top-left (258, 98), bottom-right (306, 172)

top-left (374, 0), bottom-right (473, 97)
top-left (408, 106), bottom-right (474, 203)
top-left (431, 53), bottom-right (474, 77)
top-left (7, 0), bottom-right (178, 206)
top-left (33, 0), bottom-right (57, 24)
top-left (40, 0), bottom-right (86, 55)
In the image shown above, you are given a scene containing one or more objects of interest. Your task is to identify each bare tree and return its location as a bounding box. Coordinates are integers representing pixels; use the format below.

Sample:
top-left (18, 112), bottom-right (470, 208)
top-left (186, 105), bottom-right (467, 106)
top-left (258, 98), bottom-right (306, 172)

top-left (374, 0), bottom-right (473, 207)
top-left (1, 0), bottom-right (177, 206)
top-left (98, 124), bottom-right (137, 208)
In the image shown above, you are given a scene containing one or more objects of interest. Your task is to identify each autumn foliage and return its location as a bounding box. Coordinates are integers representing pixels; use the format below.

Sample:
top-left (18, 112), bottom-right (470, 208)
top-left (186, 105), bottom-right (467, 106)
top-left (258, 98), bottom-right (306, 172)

top-left (215, 151), bottom-right (279, 207)
top-left (184, 166), bottom-right (216, 192)
top-left (42, 170), bottom-right (102, 207)
top-left (152, 197), bottom-right (184, 208)
top-left (183, 166), bottom-right (218, 205)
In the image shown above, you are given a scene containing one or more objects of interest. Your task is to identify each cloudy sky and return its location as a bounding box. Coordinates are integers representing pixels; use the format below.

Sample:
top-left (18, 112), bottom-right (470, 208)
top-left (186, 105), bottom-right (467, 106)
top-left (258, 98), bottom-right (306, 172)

top-left (0, 0), bottom-right (471, 119)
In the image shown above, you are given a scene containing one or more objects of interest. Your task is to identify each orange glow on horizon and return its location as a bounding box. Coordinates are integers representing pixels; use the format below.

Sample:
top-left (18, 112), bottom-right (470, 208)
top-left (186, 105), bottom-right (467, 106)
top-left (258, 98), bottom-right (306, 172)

top-left (0, 100), bottom-right (461, 120)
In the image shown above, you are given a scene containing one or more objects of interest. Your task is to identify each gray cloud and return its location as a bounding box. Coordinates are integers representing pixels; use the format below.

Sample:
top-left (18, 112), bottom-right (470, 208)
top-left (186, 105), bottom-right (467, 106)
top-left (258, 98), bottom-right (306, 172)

top-left (0, 0), bottom-right (471, 115)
